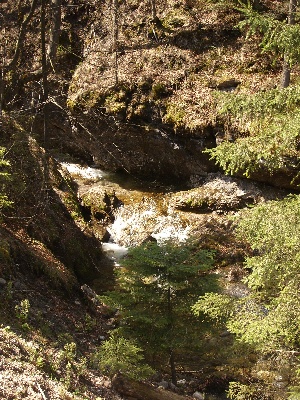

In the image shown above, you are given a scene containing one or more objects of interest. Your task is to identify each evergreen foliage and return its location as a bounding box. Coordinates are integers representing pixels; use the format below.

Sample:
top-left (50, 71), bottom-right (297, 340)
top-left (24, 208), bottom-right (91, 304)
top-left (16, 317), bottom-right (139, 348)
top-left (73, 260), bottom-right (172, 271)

top-left (206, 1), bottom-right (300, 178)
top-left (237, 3), bottom-right (300, 67)
top-left (93, 330), bottom-right (154, 380)
top-left (0, 147), bottom-right (12, 212)
top-left (100, 239), bottom-right (216, 382)
top-left (207, 86), bottom-right (300, 176)
top-left (193, 195), bottom-right (300, 397)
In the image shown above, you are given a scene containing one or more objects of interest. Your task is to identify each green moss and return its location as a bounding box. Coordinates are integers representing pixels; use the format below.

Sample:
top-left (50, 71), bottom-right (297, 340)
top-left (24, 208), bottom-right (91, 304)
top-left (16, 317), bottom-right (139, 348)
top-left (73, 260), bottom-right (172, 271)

top-left (161, 8), bottom-right (190, 29)
top-left (66, 98), bottom-right (77, 111)
top-left (67, 90), bottom-right (106, 112)
top-left (151, 82), bottom-right (168, 100)
top-left (104, 94), bottom-right (126, 114)
top-left (63, 193), bottom-right (83, 222)
top-left (0, 240), bottom-right (11, 264)
top-left (185, 197), bottom-right (205, 208)
top-left (163, 102), bottom-right (186, 128)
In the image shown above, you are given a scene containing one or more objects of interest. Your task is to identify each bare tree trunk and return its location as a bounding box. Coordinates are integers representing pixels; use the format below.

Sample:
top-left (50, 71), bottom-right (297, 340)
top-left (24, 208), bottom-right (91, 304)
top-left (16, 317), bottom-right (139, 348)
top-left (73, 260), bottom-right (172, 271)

top-left (0, 66), bottom-right (3, 117)
top-left (282, 57), bottom-right (291, 88)
top-left (41, 0), bottom-right (49, 148)
top-left (0, 28), bottom-right (5, 116)
top-left (149, 0), bottom-right (157, 20)
top-left (7, 0), bottom-right (39, 71)
top-left (1, 0), bottom-right (39, 113)
top-left (281, 0), bottom-right (297, 88)
top-left (112, 0), bottom-right (119, 85)
top-left (47, 0), bottom-right (62, 71)
top-left (167, 286), bottom-right (177, 385)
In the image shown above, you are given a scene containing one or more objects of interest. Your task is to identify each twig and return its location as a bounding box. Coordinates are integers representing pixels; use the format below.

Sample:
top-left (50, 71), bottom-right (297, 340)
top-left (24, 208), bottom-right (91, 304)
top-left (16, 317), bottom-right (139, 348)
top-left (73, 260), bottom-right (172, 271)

top-left (36, 382), bottom-right (47, 400)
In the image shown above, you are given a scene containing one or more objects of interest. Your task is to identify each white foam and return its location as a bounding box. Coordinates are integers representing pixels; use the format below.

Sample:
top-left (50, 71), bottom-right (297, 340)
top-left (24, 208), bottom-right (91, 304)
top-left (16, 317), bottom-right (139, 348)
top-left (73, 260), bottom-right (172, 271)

top-left (152, 223), bottom-right (190, 244)
top-left (102, 242), bottom-right (128, 261)
top-left (61, 162), bottom-right (106, 181)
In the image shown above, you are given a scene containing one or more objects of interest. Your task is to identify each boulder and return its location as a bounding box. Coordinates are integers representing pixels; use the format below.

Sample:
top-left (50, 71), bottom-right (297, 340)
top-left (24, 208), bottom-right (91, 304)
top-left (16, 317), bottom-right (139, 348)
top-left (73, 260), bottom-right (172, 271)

top-left (193, 392), bottom-right (205, 400)
top-left (112, 374), bottom-right (193, 400)
top-left (170, 172), bottom-right (288, 212)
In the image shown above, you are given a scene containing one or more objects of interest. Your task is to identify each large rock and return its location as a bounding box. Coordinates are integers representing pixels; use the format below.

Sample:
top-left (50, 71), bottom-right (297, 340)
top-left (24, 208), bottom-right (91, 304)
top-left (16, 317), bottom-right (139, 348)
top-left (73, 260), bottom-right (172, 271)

top-left (169, 173), bottom-right (288, 212)
top-left (112, 374), bottom-right (193, 400)
top-left (74, 116), bottom-right (216, 183)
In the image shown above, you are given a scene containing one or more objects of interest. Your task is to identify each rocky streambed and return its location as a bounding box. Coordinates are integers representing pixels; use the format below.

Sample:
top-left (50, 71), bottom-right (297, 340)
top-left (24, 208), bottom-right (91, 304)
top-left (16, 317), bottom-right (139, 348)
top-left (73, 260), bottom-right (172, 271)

top-left (60, 161), bottom-right (288, 287)
top-left (61, 163), bottom-right (286, 243)
top-left (59, 161), bottom-right (291, 399)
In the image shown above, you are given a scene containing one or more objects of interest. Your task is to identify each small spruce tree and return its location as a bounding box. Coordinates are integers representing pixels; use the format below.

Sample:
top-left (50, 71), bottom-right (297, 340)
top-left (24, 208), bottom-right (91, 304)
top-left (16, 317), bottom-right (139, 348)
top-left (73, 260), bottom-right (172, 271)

top-left (94, 330), bottom-right (154, 380)
top-left (193, 195), bottom-right (300, 398)
top-left (101, 239), bottom-right (216, 384)
top-left (238, 0), bottom-right (300, 87)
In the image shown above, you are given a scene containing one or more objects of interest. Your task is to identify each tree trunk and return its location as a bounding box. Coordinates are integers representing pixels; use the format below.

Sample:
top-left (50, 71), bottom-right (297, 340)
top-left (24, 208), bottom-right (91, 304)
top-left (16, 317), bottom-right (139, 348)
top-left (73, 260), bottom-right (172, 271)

top-left (282, 57), bottom-right (291, 88)
top-left (281, 0), bottom-right (297, 88)
top-left (150, 0), bottom-right (157, 20)
top-left (0, 29), bottom-right (5, 116)
top-left (7, 0), bottom-right (39, 71)
top-left (0, 67), bottom-right (3, 117)
top-left (41, 0), bottom-right (49, 148)
top-left (167, 286), bottom-right (177, 385)
top-left (47, 0), bottom-right (62, 70)
top-left (112, 0), bottom-right (119, 85)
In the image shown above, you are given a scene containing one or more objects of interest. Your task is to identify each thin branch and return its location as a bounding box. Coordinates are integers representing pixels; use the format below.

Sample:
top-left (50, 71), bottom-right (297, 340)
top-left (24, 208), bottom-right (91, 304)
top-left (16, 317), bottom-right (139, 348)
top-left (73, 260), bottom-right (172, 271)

top-left (6, 0), bottom-right (39, 71)
top-left (36, 383), bottom-right (47, 400)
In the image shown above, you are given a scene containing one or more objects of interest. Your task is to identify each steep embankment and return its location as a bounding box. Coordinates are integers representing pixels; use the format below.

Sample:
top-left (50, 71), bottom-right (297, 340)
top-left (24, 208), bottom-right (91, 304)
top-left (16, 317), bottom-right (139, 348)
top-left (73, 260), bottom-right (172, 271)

top-left (2, 0), bottom-right (297, 187)
top-left (62, 0), bottom-right (296, 187)
top-left (0, 115), bottom-right (124, 399)
top-left (0, 115), bottom-right (106, 284)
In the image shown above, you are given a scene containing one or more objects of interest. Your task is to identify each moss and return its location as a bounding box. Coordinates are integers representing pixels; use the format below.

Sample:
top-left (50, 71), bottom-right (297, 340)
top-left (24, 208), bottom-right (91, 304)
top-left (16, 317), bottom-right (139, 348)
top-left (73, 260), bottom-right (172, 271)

top-left (69, 83), bottom-right (134, 115)
top-left (163, 102), bottom-right (186, 128)
top-left (0, 239), bottom-right (12, 266)
top-left (161, 8), bottom-right (190, 30)
top-left (185, 197), bottom-right (205, 208)
top-left (66, 98), bottom-right (77, 112)
top-left (131, 103), bottom-right (147, 117)
top-left (63, 193), bottom-right (83, 222)
top-left (151, 82), bottom-right (169, 100)
top-left (67, 90), bottom-right (106, 112)
top-left (104, 94), bottom-right (126, 115)
top-left (82, 90), bottom-right (104, 108)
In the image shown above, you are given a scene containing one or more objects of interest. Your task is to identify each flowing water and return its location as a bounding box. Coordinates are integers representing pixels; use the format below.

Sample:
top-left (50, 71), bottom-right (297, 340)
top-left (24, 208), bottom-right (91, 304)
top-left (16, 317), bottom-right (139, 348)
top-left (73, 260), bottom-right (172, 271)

top-left (61, 162), bottom-right (250, 296)
top-left (61, 162), bottom-right (194, 252)
top-left (60, 161), bottom-right (257, 399)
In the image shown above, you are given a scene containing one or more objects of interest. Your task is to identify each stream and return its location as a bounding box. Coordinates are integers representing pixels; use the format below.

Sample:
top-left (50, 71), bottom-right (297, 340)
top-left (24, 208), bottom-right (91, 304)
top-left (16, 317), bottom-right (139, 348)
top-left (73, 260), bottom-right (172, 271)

top-left (60, 160), bottom-right (280, 299)
top-left (59, 161), bottom-right (288, 400)
top-left (61, 161), bottom-right (195, 253)
top-left (60, 160), bottom-right (286, 258)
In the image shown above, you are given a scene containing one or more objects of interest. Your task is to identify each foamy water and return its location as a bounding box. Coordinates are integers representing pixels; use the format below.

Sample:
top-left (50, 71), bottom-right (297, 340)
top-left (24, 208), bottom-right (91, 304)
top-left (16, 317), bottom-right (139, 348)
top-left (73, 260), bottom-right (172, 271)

top-left (101, 242), bottom-right (128, 262)
top-left (60, 162), bottom-right (107, 181)
top-left (108, 202), bottom-right (190, 247)
top-left (59, 162), bottom-right (191, 258)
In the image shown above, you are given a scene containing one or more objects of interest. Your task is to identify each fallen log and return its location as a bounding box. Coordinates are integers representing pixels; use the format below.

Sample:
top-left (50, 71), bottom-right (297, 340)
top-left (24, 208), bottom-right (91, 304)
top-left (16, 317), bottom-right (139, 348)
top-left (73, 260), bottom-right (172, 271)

top-left (112, 374), bottom-right (193, 400)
